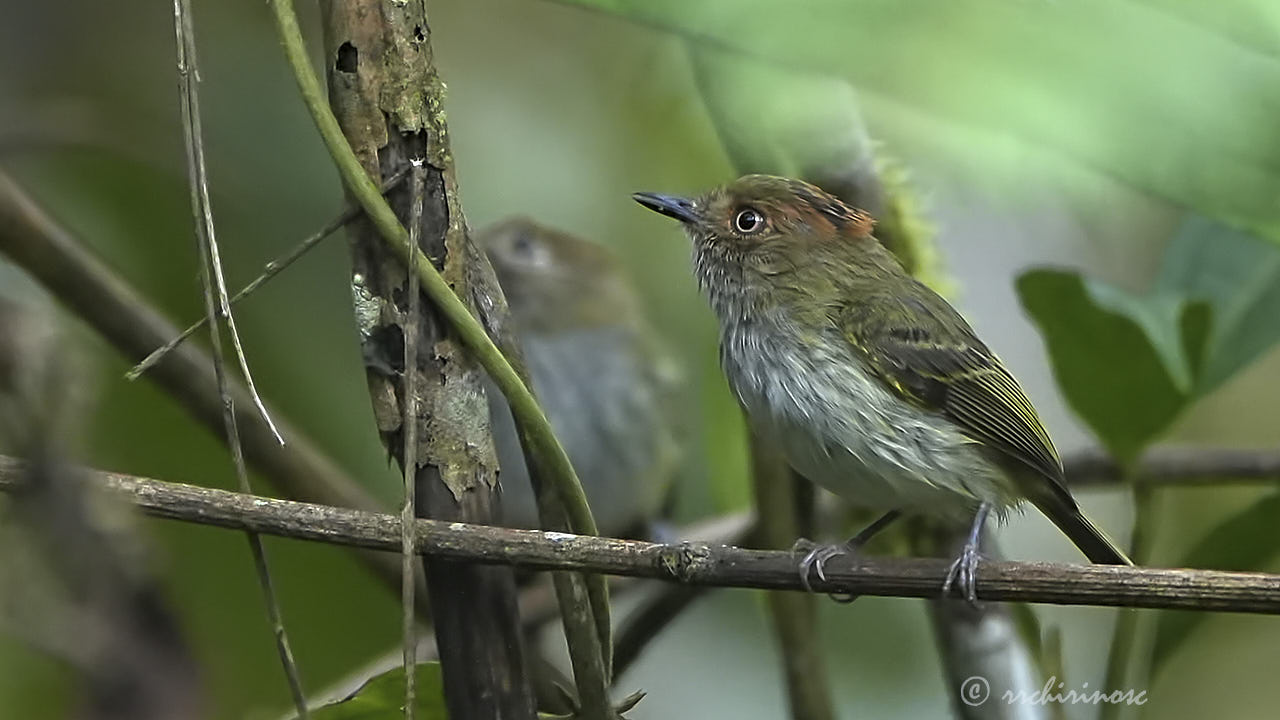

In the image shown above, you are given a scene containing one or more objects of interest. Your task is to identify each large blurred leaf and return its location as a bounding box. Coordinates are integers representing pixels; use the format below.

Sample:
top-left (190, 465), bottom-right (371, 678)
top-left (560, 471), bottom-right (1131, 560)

top-left (1016, 270), bottom-right (1204, 464)
top-left (687, 45), bottom-right (946, 290)
top-left (1018, 215), bottom-right (1280, 461)
top-left (562, 0), bottom-right (1280, 244)
top-left (1156, 216), bottom-right (1280, 392)
top-left (688, 46), bottom-right (878, 192)
top-left (309, 663), bottom-right (447, 720)
top-left (1150, 492), bottom-right (1280, 675)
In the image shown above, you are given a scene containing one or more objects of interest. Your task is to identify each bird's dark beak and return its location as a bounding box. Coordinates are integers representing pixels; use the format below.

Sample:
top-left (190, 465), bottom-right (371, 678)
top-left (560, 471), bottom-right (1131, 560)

top-left (632, 192), bottom-right (698, 224)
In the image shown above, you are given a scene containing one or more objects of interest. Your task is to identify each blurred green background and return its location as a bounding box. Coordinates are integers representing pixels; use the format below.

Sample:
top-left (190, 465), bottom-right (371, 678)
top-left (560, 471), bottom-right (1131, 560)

top-left (2, 1), bottom-right (1279, 718)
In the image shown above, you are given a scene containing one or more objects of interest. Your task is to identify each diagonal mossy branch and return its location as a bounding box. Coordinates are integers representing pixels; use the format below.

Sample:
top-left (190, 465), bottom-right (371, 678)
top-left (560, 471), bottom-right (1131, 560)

top-left (0, 167), bottom-right (430, 619)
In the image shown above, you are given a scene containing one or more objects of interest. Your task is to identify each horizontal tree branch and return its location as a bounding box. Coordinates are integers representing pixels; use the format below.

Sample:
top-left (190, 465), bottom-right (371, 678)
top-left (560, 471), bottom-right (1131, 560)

top-left (1065, 446), bottom-right (1280, 487)
top-left (3, 455), bottom-right (1278, 615)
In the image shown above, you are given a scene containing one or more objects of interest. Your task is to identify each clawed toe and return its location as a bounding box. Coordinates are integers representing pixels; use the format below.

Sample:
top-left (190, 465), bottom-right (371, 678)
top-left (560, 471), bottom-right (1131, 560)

top-left (795, 541), bottom-right (859, 602)
top-left (792, 511), bottom-right (902, 602)
top-left (942, 543), bottom-right (983, 606)
top-left (795, 543), bottom-right (825, 593)
top-left (941, 502), bottom-right (990, 607)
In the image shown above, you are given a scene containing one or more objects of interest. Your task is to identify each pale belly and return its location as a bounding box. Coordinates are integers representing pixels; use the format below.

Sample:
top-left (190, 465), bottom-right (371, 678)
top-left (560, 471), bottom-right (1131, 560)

top-left (721, 326), bottom-right (1019, 522)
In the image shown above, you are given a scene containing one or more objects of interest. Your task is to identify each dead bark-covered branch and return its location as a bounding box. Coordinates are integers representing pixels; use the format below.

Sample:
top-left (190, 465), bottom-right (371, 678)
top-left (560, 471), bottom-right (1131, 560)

top-left (290, 2), bottom-right (536, 716)
top-left (270, 0), bottom-right (612, 714)
top-left (0, 167), bottom-right (425, 617)
top-left (4, 457), bottom-right (1278, 615)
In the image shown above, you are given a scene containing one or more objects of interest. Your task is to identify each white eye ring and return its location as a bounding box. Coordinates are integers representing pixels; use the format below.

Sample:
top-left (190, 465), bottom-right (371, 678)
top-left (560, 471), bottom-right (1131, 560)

top-left (734, 207), bottom-right (764, 233)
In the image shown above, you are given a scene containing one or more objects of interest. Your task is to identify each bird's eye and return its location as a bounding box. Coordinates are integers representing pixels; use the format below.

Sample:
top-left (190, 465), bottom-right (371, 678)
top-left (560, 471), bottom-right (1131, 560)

top-left (507, 232), bottom-right (553, 268)
top-left (734, 207), bottom-right (764, 234)
top-left (511, 233), bottom-right (534, 256)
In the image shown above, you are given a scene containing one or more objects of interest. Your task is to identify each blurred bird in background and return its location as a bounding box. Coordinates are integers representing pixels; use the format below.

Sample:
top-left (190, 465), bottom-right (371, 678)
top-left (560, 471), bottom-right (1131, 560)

top-left (478, 218), bottom-right (683, 538)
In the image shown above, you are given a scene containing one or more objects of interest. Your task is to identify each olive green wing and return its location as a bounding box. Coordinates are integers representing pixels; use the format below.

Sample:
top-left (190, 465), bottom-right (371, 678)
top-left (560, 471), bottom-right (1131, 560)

top-left (837, 284), bottom-right (1066, 490)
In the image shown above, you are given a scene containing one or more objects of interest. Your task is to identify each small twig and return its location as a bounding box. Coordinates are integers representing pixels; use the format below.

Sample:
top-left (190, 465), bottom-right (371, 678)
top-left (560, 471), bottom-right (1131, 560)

top-left (125, 167), bottom-right (410, 382)
top-left (171, 5), bottom-right (281, 446)
top-left (172, 1), bottom-right (306, 714)
top-left (4, 457), bottom-right (1279, 614)
top-left (210, 232), bottom-right (283, 445)
top-left (400, 162), bottom-right (424, 720)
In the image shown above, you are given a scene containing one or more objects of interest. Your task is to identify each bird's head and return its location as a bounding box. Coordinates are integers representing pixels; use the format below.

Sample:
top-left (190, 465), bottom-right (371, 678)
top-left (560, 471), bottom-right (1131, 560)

top-left (634, 174), bottom-right (889, 309)
top-left (477, 217), bottom-right (638, 331)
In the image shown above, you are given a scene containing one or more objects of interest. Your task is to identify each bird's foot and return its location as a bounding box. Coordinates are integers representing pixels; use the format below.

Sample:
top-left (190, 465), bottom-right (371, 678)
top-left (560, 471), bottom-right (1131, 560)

top-left (791, 510), bottom-right (903, 604)
top-left (941, 541), bottom-right (983, 606)
top-left (941, 502), bottom-right (992, 607)
top-left (793, 538), bottom-right (860, 603)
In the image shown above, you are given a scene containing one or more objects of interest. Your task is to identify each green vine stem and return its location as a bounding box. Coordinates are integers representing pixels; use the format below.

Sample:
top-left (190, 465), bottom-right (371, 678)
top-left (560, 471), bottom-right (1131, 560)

top-left (266, 1), bottom-right (598, 543)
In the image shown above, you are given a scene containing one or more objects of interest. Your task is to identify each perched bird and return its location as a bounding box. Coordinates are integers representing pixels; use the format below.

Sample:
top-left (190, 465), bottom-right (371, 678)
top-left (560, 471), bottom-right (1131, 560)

top-left (478, 218), bottom-right (682, 537)
top-left (633, 175), bottom-right (1130, 600)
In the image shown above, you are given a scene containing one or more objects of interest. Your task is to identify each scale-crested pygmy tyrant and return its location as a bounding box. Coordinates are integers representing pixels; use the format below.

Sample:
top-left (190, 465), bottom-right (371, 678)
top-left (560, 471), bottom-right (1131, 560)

top-left (633, 175), bottom-right (1131, 600)
top-left (479, 218), bottom-right (682, 537)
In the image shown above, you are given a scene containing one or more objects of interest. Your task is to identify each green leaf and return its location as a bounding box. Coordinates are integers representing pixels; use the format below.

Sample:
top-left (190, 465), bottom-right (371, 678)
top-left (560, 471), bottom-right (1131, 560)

top-left (1150, 492), bottom-right (1280, 675)
top-left (1084, 283), bottom-right (1199, 394)
top-left (1179, 301), bottom-right (1213, 387)
top-left (1016, 270), bottom-right (1200, 464)
top-left (1156, 216), bottom-right (1280, 392)
top-left (310, 663), bottom-right (448, 720)
top-left (1019, 216), bottom-right (1280, 463)
top-left (559, 0), bottom-right (1280, 245)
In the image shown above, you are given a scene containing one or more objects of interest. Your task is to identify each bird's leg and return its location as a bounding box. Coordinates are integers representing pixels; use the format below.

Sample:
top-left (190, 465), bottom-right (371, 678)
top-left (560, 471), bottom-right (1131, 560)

top-left (795, 509), bottom-right (902, 601)
top-left (942, 502), bottom-right (992, 606)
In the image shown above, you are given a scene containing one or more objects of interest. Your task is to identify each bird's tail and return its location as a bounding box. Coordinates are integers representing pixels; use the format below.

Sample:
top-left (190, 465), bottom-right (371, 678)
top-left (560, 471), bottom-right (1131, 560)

top-left (1031, 492), bottom-right (1133, 566)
